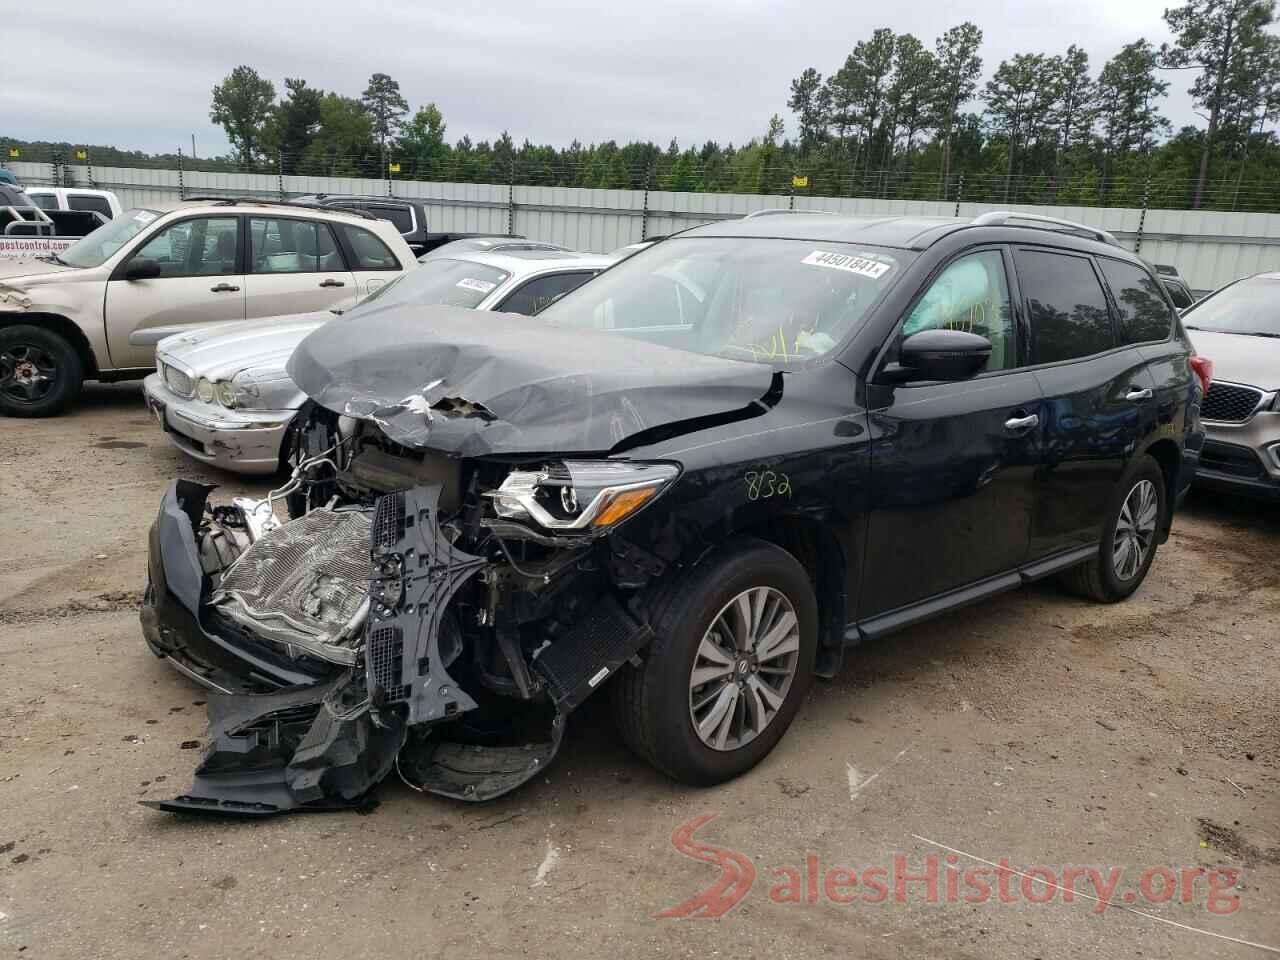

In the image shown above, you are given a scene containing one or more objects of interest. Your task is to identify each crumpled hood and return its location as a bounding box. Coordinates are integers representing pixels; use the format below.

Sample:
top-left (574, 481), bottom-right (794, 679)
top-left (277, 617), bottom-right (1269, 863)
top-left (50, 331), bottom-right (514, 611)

top-left (158, 312), bottom-right (329, 382)
top-left (1188, 329), bottom-right (1280, 392)
top-left (287, 303), bottom-right (779, 456)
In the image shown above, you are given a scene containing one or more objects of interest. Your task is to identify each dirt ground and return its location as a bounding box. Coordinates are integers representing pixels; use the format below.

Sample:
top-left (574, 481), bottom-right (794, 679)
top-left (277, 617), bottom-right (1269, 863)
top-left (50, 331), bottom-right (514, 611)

top-left (1, 381), bottom-right (1277, 959)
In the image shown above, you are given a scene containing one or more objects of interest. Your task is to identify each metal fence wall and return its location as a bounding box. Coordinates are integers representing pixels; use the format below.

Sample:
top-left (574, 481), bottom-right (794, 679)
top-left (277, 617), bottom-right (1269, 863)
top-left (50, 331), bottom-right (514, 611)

top-left (10, 159), bottom-right (1280, 292)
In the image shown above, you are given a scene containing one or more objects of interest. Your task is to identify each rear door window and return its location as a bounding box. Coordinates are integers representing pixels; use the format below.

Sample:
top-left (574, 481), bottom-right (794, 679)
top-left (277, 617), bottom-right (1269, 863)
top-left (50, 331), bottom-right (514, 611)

top-left (249, 217), bottom-right (344, 273)
top-left (1015, 249), bottom-right (1117, 364)
top-left (498, 271), bottom-right (596, 315)
top-left (1098, 258), bottom-right (1175, 344)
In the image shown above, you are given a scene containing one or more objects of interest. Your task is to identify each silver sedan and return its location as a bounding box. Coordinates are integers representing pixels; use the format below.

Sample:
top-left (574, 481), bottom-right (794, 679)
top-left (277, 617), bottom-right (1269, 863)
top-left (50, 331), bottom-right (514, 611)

top-left (143, 250), bottom-right (613, 474)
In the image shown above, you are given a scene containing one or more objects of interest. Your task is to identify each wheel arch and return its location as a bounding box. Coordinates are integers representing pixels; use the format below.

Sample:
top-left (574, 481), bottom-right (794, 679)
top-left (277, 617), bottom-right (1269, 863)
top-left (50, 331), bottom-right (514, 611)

top-left (727, 515), bottom-right (848, 679)
top-left (1140, 437), bottom-right (1181, 543)
top-left (0, 313), bottom-right (99, 379)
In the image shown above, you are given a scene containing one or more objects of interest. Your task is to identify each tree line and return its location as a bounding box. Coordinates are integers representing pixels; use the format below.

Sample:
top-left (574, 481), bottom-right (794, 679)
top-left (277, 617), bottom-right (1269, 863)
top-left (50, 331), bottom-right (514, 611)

top-left (7, 0), bottom-right (1280, 211)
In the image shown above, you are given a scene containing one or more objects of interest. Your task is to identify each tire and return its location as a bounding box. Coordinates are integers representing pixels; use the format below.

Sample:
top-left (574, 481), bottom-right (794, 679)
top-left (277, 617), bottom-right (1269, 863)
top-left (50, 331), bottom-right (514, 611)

top-left (0, 325), bottom-right (84, 417)
top-left (1061, 454), bottom-right (1166, 603)
top-left (611, 538), bottom-right (818, 786)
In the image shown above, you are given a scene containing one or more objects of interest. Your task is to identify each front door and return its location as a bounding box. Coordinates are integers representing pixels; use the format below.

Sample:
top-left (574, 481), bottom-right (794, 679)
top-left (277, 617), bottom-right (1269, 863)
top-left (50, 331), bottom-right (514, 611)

top-left (242, 216), bottom-right (356, 320)
top-left (860, 248), bottom-right (1043, 620)
top-left (104, 215), bottom-right (245, 368)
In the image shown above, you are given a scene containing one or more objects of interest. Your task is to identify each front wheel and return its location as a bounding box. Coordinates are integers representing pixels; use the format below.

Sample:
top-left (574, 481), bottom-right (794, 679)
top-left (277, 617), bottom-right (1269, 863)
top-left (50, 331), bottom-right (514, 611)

top-left (0, 325), bottom-right (84, 417)
top-left (612, 539), bottom-right (818, 786)
top-left (1062, 454), bottom-right (1166, 603)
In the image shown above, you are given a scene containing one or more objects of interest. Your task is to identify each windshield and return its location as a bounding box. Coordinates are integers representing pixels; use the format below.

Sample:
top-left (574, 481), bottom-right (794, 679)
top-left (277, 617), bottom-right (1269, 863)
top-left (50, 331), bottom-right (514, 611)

top-left (355, 258), bottom-right (510, 311)
top-left (59, 208), bottom-right (161, 268)
top-left (1184, 277), bottom-right (1280, 337)
top-left (539, 236), bottom-right (908, 365)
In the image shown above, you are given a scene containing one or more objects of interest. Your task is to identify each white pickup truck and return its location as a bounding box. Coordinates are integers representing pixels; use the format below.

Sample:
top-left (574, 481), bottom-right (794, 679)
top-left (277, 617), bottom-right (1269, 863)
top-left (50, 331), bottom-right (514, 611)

top-left (0, 198), bottom-right (415, 416)
top-left (0, 185), bottom-right (122, 260)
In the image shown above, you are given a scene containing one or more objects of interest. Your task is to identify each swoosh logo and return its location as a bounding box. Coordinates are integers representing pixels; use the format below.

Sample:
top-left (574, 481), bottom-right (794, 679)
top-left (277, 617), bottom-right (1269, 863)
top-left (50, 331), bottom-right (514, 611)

top-left (656, 813), bottom-right (755, 919)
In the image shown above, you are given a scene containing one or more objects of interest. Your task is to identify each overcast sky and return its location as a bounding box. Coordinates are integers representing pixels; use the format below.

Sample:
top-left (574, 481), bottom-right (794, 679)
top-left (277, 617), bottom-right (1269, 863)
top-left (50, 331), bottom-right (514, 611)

top-left (3, 0), bottom-right (1200, 157)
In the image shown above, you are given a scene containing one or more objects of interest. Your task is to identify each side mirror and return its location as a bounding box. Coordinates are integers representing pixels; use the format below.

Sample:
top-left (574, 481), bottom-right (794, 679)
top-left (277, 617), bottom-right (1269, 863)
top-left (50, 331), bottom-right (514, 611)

top-left (885, 329), bottom-right (992, 382)
top-left (124, 257), bottom-right (162, 281)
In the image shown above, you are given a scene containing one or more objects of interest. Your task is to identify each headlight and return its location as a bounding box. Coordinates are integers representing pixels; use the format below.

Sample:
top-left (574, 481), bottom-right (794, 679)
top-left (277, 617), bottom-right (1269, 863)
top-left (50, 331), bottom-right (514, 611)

top-left (488, 461), bottom-right (678, 532)
top-left (215, 379), bottom-right (237, 408)
top-left (195, 377), bottom-right (215, 403)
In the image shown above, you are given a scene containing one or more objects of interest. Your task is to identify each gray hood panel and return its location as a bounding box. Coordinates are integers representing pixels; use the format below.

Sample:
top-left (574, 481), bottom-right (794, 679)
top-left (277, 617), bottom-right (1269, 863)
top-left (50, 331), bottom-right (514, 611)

top-left (1188, 329), bottom-right (1280, 392)
top-left (287, 303), bottom-right (777, 455)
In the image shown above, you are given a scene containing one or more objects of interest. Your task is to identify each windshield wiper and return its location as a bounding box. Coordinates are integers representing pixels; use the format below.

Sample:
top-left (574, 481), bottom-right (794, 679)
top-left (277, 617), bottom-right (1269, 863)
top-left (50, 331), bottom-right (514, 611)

top-left (1244, 330), bottom-right (1280, 338)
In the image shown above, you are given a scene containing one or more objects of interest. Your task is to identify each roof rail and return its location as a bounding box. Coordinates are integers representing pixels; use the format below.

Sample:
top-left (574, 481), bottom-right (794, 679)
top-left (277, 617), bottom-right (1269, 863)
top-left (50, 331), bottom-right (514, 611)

top-left (180, 197), bottom-right (379, 220)
top-left (742, 207), bottom-right (834, 219)
top-left (970, 210), bottom-right (1118, 246)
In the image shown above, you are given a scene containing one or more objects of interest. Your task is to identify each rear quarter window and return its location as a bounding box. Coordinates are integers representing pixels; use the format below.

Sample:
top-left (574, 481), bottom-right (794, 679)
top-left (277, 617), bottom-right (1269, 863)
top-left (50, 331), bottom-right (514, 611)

top-left (341, 225), bottom-right (402, 271)
top-left (1098, 259), bottom-right (1174, 343)
top-left (365, 204), bottom-right (415, 235)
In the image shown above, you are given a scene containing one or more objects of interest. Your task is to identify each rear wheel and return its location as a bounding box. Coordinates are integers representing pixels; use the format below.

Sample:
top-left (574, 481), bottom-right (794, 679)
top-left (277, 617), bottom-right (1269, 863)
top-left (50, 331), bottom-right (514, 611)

top-left (1061, 454), bottom-right (1165, 603)
top-left (612, 539), bottom-right (817, 785)
top-left (0, 325), bottom-right (83, 417)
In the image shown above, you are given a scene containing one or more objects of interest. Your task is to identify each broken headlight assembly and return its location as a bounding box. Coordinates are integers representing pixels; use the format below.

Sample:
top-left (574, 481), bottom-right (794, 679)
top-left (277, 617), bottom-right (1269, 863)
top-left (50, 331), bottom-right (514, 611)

top-left (210, 369), bottom-right (296, 410)
top-left (488, 460), bottom-right (678, 532)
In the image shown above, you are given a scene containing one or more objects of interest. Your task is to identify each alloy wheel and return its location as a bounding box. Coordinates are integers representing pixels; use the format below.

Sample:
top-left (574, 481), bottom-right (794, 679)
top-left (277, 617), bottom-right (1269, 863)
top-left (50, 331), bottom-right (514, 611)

top-left (689, 586), bottom-right (801, 751)
top-left (1113, 479), bottom-right (1158, 581)
top-left (0, 343), bottom-right (58, 405)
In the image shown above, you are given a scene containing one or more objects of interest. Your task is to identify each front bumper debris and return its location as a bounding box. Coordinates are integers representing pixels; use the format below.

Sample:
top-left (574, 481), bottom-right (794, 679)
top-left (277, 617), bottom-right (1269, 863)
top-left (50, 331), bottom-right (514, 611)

top-left (144, 475), bottom-right (655, 817)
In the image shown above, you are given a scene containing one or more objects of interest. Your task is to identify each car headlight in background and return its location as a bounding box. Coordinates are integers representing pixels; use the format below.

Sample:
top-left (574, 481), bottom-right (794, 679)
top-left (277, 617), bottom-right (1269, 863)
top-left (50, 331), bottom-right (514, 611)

top-left (489, 461), bottom-right (678, 532)
top-left (195, 377), bottom-right (215, 403)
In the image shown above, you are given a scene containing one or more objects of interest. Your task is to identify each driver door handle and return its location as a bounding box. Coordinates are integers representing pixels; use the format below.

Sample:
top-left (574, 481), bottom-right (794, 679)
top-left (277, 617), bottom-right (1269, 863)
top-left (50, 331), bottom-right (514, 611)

top-left (319, 278), bottom-right (345, 288)
top-left (1004, 413), bottom-right (1039, 433)
top-left (209, 282), bottom-right (240, 293)
top-left (1125, 386), bottom-right (1153, 401)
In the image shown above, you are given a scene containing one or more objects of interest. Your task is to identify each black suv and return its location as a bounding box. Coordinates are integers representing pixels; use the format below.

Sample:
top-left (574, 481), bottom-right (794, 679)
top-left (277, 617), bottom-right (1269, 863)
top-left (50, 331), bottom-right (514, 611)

top-left (141, 212), bottom-right (1206, 816)
top-left (294, 193), bottom-right (502, 256)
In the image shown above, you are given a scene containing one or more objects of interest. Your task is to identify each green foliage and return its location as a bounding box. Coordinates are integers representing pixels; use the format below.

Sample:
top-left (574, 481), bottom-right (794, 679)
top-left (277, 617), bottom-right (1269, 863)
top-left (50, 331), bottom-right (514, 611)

top-left (209, 65), bottom-right (275, 168)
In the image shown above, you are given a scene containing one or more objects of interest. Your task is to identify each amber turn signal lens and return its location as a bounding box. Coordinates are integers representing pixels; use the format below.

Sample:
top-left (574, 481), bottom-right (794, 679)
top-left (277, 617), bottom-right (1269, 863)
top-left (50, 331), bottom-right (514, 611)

top-left (591, 486), bottom-right (659, 528)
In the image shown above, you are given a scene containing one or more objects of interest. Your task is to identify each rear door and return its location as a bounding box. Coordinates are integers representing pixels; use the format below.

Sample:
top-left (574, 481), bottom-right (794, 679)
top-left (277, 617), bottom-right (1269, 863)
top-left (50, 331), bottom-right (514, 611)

top-left (103, 215), bottom-right (245, 368)
top-left (860, 247), bottom-right (1044, 621)
top-left (242, 215), bottom-right (356, 320)
top-left (1015, 247), bottom-right (1159, 558)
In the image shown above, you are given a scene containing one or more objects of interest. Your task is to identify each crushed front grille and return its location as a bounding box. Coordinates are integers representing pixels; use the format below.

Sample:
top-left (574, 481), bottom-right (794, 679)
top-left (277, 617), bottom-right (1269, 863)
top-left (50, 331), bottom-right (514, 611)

top-left (1202, 383), bottom-right (1264, 423)
top-left (366, 624), bottom-right (409, 701)
top-left (215, 507), bottom-right (373, 654)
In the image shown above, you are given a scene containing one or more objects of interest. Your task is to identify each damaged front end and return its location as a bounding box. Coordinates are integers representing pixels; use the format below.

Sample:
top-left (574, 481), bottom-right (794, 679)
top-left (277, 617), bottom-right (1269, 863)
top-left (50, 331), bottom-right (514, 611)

top-left (143, 414), bottom-right (673, 815)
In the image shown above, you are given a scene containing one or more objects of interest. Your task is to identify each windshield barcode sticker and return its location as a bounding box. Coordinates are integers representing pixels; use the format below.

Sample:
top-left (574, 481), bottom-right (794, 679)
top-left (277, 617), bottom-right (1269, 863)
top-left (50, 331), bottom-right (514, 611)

top-left (802, 250), bottom-right (891, 279)
top-left (456, 277), bottom-right (497, 293)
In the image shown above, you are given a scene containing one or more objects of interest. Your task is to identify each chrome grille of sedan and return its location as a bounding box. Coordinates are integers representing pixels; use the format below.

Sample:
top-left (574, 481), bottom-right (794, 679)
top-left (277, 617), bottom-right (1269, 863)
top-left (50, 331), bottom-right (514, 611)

top-left (160, 360), bottom-right (193, 398)
top-left (1201, 382), bottom-right (1264, 423)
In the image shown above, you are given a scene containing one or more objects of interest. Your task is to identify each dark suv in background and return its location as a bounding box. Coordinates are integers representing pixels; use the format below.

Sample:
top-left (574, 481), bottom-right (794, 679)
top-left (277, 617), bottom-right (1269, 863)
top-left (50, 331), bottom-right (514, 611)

top-left (295, 193), bottom-right (509, 256)
top-left (143, 210), bottom-right (1207, 816)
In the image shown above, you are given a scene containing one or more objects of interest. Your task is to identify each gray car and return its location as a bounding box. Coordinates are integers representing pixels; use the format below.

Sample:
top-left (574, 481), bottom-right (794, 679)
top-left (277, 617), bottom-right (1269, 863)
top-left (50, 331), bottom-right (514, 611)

top-left (143, 250), bottom-right (612, 474)
top-left (1184, 273), bottom-right (1280, 498)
